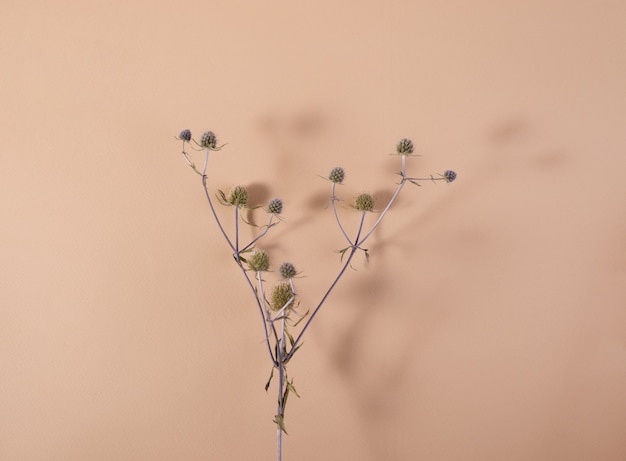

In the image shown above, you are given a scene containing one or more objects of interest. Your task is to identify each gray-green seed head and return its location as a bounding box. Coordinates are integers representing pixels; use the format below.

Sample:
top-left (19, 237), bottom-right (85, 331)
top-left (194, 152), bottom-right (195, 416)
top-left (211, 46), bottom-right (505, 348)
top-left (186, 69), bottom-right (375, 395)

top-left (355, 193), bottom-right (374, 212)
top-left (248, 250), bottom-right (270, 272)
top-left (396, 138), bottom-right (414, 155)
top-left (328, 167), bottom-right (345, 183)
top-left (444, 170), bottom-right (457, 183)
top-left (179, 129), bottom-right (191, 142)
top-left (200, 131), bottom-right (217, 149)
top-left (279, 262), bottom-right (297, 279)
top-left (228, 185), bottom-right (248, 207)
top-left (270, 282), bottom-right (295, 311)
top-left (267, 198), bottom-right (283, 215)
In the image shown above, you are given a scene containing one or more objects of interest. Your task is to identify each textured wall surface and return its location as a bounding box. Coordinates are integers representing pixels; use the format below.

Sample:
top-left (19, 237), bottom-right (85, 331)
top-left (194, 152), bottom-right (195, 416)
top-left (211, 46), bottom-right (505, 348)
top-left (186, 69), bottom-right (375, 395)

top-left (2, 1), bottom-right (625, 460)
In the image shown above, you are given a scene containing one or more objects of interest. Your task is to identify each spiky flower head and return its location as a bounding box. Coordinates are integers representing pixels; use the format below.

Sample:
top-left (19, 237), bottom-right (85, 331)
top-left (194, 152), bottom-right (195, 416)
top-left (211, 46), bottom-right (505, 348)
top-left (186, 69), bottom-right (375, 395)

top-left (248, 250), bottom-right (270, 272)
top-left (328, 167), bottom-right (345, 184)
top-left (355, 193), bottom-right (375, 212)
top-left (227, 185), bottom-right (248, 207)
top-left (270, 282), bottom-right (295, 312)
top-left (179, 129), bottom-right (192, 142)
top-left (199, 131), bottom-right (217, 149)
top-left (396, 138), bottom-right (414, 155)
top-left (444, 170), bottom-right (457, 183)
top-left (279, 262), bottom-right (297, 279)
top-left (267, 198), bottom-right (283, 215)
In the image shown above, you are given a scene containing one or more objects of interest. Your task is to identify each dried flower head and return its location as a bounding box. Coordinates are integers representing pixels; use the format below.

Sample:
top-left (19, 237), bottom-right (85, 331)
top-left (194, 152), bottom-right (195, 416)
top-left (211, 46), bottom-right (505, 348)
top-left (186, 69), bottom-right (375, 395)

top-left (199, 131), bottom-right (217, 149)
top-left (279, 262), bottom-right (297, 279)
top-left (355, 193), bottom-right (374, 212)
top-left (179, 129), bottom-right (192, 142)
top-left (270, 282), bottom-right (295, 312)
top-left (267, 198), bottom-right (283, 215)
top-left (444, 170), bottom-right (457, 183)
top-left (328, 167), bottom-right (345, 184)
top-left (396, 138), bottom-right (414, 155)
top-left (228, 185), bottom-right (248, 207)
top-left (248, 250), bottom-right (270, 272)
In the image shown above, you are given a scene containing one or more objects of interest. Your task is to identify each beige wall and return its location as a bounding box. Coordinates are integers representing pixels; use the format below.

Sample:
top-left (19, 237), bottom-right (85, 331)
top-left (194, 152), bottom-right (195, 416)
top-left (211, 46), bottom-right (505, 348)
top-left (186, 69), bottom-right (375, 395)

top-left (2, 1), bottom-right (625, 460)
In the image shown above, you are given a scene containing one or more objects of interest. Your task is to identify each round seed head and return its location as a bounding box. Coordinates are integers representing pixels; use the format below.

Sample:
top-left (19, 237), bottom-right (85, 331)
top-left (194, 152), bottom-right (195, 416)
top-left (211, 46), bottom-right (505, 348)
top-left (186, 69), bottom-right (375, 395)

top-left (279, 262), bottom-right (297, 279)
top-left (199, 131), bottom-right (217, 149)
top-left (227, 185), bottom-right (248, 207)
top-left (328, 167), bottom-right (345, 184)
top-left (179, 129), bottom-right (192, 142)
top-left (248, 250), bottom-right (270, 272)
top-left (355, 193), bottom-right (375, 212)
top-left (444, 170), bottom-right (457, 183)
top-left (396, 138), bottom-right (414, 155)
top-left (267, 198), bottom-right (283, 215)
top-left (270, 282), bottom-right (295, 312)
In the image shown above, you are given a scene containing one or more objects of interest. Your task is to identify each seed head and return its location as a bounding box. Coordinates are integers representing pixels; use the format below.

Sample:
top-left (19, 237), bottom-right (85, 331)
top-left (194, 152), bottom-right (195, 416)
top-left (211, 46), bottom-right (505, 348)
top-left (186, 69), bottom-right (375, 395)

top-left (328, 167), bottom-right (345, 184)
top-left (179, 129), bottom-right (192, 142)
top-left (199, 131), bottom-right (217, 149)
top-left (228, 185), bottom-right (248, 207)
top-left (396, 138), bottom-right (414, 155)
top-left (444, 170), bottom-right (457, 183)
top-left (248, 250), bottom-right (270, 272)
top-left (279, 262), bottom-right (297, 279)
top-left (355, 193), bottom-right (374, 212)
top-left (270, 282), bottom-right (295, 312)
top-left (267, 198), bottom-right (283, 215)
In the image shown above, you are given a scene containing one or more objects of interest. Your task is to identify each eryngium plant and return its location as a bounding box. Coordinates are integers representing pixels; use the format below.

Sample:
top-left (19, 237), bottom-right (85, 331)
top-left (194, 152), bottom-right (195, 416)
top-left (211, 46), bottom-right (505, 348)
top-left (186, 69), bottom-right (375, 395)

top-left (176, 128), bottom-right (456, 460)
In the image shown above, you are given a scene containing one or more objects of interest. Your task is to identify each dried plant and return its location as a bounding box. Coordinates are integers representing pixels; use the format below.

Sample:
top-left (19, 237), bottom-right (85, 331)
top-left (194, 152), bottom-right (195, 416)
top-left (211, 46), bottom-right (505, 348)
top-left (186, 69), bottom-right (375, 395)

top-left (176, 129), bottom-right (456, 460)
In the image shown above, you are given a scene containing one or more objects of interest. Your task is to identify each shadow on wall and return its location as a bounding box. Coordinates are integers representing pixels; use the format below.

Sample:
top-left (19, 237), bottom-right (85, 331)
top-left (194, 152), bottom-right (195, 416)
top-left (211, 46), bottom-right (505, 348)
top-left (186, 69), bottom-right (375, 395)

top-left (330, 116), bottom-right (575, 460)
top-left (255, 108), bottom-right (574, 460)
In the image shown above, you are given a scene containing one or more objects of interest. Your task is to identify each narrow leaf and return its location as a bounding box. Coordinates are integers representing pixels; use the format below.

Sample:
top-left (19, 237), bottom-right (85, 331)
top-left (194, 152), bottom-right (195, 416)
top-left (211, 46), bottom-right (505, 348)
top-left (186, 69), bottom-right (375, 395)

top-left (286, 380), bottom-right (301, 398)
top-left (291, 310), bottom-right (309, 327)
top-left (216, 189), bottom-right (229, 205)
top-left (285, 329), bottom-right (295, 346)
top-left (273, 414), bottom-right (288, 435)
top-left (265, 368), bottom-right (274, 392)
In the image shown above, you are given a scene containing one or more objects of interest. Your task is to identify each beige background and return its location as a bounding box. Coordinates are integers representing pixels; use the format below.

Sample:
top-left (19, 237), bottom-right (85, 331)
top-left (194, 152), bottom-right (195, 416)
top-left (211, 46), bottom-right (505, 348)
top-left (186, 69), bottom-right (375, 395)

top-left (2, 1), bottom-right (626, 460)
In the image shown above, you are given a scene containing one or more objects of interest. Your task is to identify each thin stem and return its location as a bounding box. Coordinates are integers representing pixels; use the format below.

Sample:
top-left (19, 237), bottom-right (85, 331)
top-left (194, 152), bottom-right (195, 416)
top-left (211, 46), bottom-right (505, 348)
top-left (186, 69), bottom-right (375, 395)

top-left (200, 156), bottom-right (277, 364)
top-left (235, 207), bottom-right (240, 258)
top-left (277, 360), bottom-right (284, 461)
top-left (201, 173), bottom-right (236, 253)
top-left (285, 211), bottom-right (367, 362)
top-left (182, 150), bottom-right (200, 173)
top-left (332, 183), bottom-right (352, 245)
top-left (201, 148), bottom-right (209, 176)
top-left (358, 179), bottom-right (405, 246)
top-left (255, 266), bottom-right (278, 366)
top-left (240, 215), bottom-right (276, 253)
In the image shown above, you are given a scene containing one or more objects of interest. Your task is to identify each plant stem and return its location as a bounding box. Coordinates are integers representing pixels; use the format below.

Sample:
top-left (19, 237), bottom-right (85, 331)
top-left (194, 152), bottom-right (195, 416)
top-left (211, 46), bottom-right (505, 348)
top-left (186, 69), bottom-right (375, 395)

top-left (201, 164), bottom-right (278, 365)
top-left (358, 178), bottom-right (405, 246)
top-left (332, 183), bottom-right (352, 245)
top-left (285, 211), bottom-right (367, 362)
top-left (277, 336), bottom-right (285, 461)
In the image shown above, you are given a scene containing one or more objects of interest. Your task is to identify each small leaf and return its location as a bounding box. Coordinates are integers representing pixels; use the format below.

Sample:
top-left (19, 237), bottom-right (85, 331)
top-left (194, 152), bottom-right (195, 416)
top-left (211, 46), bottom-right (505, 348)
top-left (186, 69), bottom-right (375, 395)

top-left (216, 190), bottom-right (230, 205)
top-left (233, 254), bottom-right (248, 264)
top-left (287, 342), bottom-right (304, 360)
top-left (335, 246), bottom-right (350, 262)
top-left (265, 368), bottom-right (274, 392)
top-left (286, 380), bottom-right (301, 398)
top-left (273, 414), bottom-right (288, 435)
top-left (291, 309), bottom-right (309, 327)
